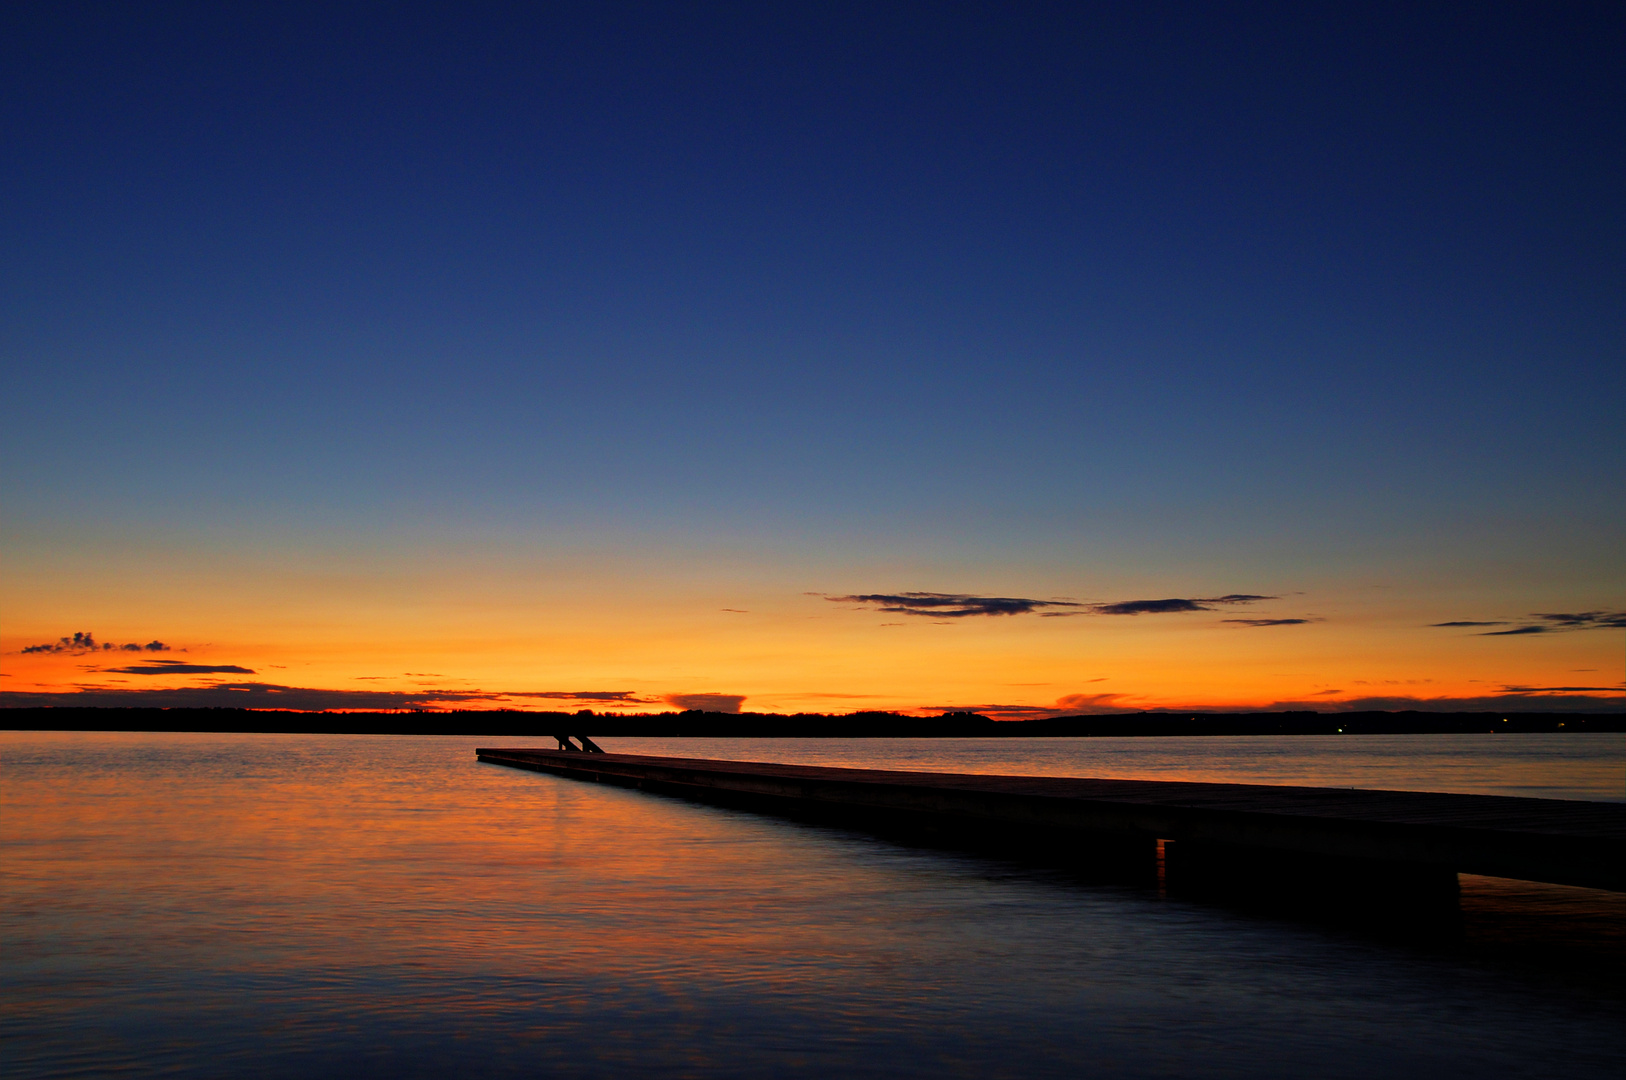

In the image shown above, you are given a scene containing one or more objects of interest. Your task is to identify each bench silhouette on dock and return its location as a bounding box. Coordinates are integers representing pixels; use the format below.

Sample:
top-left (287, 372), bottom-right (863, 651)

top-left (476, 748), bottom-right (1625, 897)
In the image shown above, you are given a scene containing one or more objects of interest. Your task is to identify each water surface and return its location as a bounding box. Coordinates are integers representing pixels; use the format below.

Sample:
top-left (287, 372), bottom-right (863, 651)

top-left (3, 732), bottom-right (1622, 1078)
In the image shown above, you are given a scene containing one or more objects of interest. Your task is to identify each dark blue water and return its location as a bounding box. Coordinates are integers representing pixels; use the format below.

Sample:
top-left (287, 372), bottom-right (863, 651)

top-left (3, 732), bottom-right (1622, 1078)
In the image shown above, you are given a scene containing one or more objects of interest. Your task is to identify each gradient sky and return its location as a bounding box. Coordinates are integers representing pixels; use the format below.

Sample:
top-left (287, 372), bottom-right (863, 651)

top-left (3, 2), bottom-right (1623, 715)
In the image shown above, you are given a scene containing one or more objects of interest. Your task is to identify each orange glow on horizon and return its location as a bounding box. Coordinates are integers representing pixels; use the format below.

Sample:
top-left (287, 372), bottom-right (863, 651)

top-left (5, 576), bottom-right (1621, 716)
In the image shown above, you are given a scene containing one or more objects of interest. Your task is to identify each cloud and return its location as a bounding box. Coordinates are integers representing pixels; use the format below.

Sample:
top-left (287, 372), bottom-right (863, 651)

top-left (830, 592), bottom-right (1275, 619)
top-left (754, 691), bottom-right (884, 701)
top-left (1261, 692), bottom-right (1626, 713)
top-left (915, 703), bottom-right (1051, 719)
top-left (1093, 595), bottom-right (1274, 615)
top-left (104, 663), bottom-right (256, 675)
top-left (1498, 684), bottom-right (1625, 693)
top-left (0, 683), bottom-right (494, 711)
top-left (7, 681), bottom-right (1619, 717)
top-left (508, 691), bottom-right (662, 704)
top-left (665, 693), bottom-right (746, 713)
top-left (1533, 611), bottom-right (1626, 629)
top-left (921, 692), bottom-right (1140, 720)
top-left (1052, 692), bottom-right (1139, 714)
top-left (0, 679), bottom-right (699, 712)
top-left (20, 632), bottom-right (170, 655)
top-left (2, 683), bottom-right (689, 712)
top-left (950, 682), bottom-right (1625, 720)
top-left (1090, 598), bottom-right (1207, 615)
top-left (1222, 618), bottom-right (1311, 627)
top-left (828, 592), bottom-right (1083, 617)
top-left (1432, 610), bottom-right (1626, 636)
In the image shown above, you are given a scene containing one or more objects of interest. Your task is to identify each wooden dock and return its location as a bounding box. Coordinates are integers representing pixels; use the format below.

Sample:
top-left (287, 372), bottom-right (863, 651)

top-left (476, 748), bottom-right (1626, 894)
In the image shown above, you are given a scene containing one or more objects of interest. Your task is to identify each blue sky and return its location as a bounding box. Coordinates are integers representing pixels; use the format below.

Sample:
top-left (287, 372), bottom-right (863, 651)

top-left (3, 2), bottom-right (1622, 713)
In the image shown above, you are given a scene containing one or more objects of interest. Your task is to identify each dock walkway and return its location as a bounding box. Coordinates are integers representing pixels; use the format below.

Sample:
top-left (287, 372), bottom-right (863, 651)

top-left (476, 748), bottom-right (1625, 893)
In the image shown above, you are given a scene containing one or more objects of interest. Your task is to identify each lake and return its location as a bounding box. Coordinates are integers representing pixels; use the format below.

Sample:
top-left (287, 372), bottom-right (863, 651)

top-left (3, 731), bottom-right (1623, 1078)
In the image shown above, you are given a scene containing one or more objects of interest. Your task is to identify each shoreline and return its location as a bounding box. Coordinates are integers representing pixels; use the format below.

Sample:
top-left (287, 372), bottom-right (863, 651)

top-left (2, 705), bottom-right (1622, 736)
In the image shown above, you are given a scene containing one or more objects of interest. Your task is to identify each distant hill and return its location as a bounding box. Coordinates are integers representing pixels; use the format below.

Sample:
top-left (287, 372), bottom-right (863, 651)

top-left (1, 706), bottom-right (1620, 735)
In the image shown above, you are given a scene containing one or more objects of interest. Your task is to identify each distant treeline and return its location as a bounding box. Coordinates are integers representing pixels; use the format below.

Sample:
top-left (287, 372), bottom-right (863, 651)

top-left (2, 707), bottom-right (1621, 736)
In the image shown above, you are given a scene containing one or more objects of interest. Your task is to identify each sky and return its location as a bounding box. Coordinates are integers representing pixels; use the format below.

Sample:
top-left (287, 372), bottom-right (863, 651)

top-left (3, 1), bottom-right (1623, 716)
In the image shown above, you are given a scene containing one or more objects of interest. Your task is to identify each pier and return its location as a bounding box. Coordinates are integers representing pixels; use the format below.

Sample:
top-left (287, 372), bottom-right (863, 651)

top-left (476, 748), bottom-right (1626, 896)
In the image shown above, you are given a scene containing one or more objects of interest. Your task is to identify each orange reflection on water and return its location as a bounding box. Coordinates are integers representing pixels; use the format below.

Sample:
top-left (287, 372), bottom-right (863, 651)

top-left (5, 731), bottom-right (1624, 1079)
top-left (1, 732), bottom-right (972, 1015)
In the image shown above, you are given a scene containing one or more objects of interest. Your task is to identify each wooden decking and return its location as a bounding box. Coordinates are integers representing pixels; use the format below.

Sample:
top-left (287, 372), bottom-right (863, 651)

top-left (476, 747), bottom-right (1626, 893)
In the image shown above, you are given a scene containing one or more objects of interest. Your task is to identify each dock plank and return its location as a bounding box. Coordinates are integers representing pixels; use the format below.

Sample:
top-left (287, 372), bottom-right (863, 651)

top-left (475, 748), bottom-right (1626, 892)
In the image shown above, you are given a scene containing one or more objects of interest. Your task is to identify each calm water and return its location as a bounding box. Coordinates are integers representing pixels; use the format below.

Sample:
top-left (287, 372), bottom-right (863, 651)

top-left (3, 732), bottom-right (1623, 1079)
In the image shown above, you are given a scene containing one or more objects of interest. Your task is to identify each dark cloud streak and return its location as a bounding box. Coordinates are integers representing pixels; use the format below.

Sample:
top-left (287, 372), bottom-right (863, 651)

top-left (828, 593), bottom-right (1083, 617)
top-left (1092, 598), bottom-right (1207, 615)
top-left (664, 693), bottom-right (746, 713)
top-left (1096, 594), bottom-right (1275, 615)
top-left (105, 663), bottom-right (256, 675)
top-left (21, 632), bottom-right (170, 655)
top-left (1535, 611), bottom-right (1626, 629)
top-left (832, 592), bottom-right (1275, 619)
top-left (1263, 693), bottom-right (1626, 713)
top-left (3, 683), bottom-right (661, 711)
top-left (1433, 610), bottom-right (1626, 636)
top-left (1500, 684), bottom-right (1624, 693)
top-left (508, 691), bottom-right (661, 703)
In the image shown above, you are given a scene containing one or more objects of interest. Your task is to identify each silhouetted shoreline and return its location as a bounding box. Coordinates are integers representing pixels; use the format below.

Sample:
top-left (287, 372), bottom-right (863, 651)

top-left (1, 706), bottom-right (1620, 736)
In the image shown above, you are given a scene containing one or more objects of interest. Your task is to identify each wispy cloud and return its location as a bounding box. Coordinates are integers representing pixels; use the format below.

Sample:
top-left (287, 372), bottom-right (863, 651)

top-left (1535, 611), bottom-right (1626, 628)
top-left (20, 632), bottom-right (170, 655)
top-left (0, 683), bottom-right (489, 710)
top-left (509, 691), bottom-right (663, 704)
top-left (920, 692), bottom-right (1140, 720)
top-left (1092, 594), bottom-right (1274, 616)
top-left (1432, 611), bottom-right (1626, 636)
top-left (1498, 684), bottom-right (1625, 693)
top-left (829, 592), bottom-right (1275, 619)
top-left (1089, 598), bottom-right (1208, 615)
top-left (1262, 692), bottom-right (1625, 713)
top-left (1222, 618), bottom-right (1312, 627)
top-left (1053, 691), bottom-right (1138, 714)
top-left (3, 684), bottom-right (680, 712)
top-left (664, 693), bottom-right (746, 713)
top-left (104, 662), bottom-right (255, 675)
top-left (827, 592), bottom-right (1083, 617)
top-left (967, 683), bottom-right (1625, 719)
